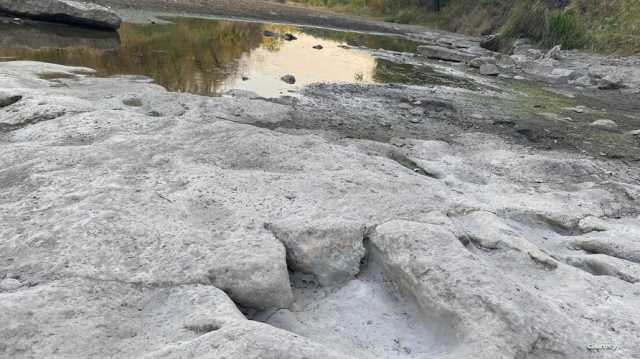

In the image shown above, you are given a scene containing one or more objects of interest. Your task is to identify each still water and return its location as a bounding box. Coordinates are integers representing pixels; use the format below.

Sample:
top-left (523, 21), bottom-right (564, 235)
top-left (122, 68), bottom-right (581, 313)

top-left (0, 17), bottom-right (421, 97)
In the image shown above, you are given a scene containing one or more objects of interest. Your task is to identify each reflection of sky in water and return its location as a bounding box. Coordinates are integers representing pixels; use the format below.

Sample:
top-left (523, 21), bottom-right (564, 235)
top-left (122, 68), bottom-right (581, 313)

top-left (222, 32), bottom-right (375, 97)
top-left (0, 17), bottom-right (419, 97)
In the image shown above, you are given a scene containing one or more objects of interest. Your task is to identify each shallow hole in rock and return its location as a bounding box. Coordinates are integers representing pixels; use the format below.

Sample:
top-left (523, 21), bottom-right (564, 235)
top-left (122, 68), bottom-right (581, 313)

top-left (253, 245), bottom-right (457, 358)
top-left (500, 210), bottom-right (590, 237)
top-left (183, 323), bottom-right (221, 335)
top-left (38, 72), bottom-right (78, 80)
top-left (388, 150), bottom-right (441, 179)
top-left (123, 98), bottom-right (144, 107)
top-left (564, 256), bottom-right (639, 284)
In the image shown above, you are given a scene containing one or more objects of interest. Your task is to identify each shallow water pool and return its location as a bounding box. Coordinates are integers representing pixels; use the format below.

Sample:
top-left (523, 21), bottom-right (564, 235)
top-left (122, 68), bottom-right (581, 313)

top-left (0, 17), bottom-right (421, 97)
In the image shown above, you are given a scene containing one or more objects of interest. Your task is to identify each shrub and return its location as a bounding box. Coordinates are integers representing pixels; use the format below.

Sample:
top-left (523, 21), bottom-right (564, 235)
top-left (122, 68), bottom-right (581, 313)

top-left (546, 9), bottom-right (588, 48)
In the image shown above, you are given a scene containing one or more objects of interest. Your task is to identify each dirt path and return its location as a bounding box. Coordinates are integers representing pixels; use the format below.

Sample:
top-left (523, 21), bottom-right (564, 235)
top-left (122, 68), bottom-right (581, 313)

top-left (89, 0), bottom-right (417, 34)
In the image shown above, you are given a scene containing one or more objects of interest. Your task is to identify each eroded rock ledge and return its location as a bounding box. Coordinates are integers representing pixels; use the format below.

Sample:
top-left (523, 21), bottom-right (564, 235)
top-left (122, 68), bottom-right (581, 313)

top-left (1, 61), bottom-right (639, 358)
top-left (0, 0), bottom-right (121, 30)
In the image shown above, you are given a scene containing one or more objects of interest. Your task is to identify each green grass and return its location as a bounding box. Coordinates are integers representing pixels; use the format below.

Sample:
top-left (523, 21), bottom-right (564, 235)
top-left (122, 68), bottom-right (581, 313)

top-left (285, 0), bottom-right (640, 54)
top-left (502, 1), bottom-right (589, 49)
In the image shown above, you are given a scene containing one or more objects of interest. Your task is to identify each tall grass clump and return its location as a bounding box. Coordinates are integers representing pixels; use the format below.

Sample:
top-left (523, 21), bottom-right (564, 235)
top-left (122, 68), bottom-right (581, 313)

top-left (284, 0), bottom-right (640, 54)
top-left (502, 0), bottom-right (588, 49)
top-left (546, 9), bottom-right (588, 48)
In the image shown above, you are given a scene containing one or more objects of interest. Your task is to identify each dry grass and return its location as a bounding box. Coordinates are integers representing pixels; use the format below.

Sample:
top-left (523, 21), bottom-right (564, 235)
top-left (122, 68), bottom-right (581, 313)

top-left (284, 0), bottom-right (640, 54)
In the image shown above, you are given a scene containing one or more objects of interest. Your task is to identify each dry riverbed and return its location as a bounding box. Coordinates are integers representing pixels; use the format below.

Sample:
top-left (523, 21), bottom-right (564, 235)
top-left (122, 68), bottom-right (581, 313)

top-left (1, 4), bottom-right (640, 359)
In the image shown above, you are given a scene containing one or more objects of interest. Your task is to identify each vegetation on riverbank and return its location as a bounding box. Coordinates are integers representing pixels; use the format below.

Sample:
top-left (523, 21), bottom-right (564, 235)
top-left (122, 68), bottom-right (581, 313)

top-left (284, 0), bottom-right (640, 54)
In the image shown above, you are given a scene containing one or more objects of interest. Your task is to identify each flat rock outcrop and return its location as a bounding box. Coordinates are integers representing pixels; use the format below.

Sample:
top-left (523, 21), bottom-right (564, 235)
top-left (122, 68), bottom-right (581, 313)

top-left (1, 61), bottom-right (639, 358)
top-left (0, 0), bottom-right (121, 30)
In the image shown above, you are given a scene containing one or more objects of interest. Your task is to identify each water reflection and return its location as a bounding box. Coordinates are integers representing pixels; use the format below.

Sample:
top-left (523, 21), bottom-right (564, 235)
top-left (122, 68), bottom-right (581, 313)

top-left (0, 20), bottom-right (120, 50)
top-left (374, 59), bottom-right (479, 90)
top-left (0, 17), bottom-right (423, 97)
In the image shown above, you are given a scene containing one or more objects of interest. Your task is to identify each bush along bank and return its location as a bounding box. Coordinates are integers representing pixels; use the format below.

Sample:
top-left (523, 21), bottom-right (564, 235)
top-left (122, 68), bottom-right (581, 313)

top-left (285, 0), bottom-right (640, 54)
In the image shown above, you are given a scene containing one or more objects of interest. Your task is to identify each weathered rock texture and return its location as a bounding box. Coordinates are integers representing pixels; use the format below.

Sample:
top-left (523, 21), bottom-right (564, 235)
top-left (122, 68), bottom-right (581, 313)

top-left (1, 61), bottom-right (639, 358)
top-left (0, 0), bottom-right (121, 30)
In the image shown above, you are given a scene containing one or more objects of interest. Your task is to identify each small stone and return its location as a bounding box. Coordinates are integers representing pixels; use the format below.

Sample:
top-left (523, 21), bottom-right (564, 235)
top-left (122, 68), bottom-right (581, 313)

top-left (0, 278), bottom-right (22, 291)
top-left (570, 75), bottom-right (592, 87)
top-left (496, 54), bottom-right (516, 69)
top-left (511, 54), bottom-right (530, 65)
top-left (241, 76), bottom-right (249, 81)
top-left (281, 75), bottom-right (296, 84)
top-left (598, 75), bottom-right (626, 90)
top-left (577, 216), bottom-right (609, 232)
top-left (527, 49), bottom-right (543, 59)
top-left (549, 68), bottom-right (575, 82)
top-left (566, 106), bottom-right (586, 113)
top-left (479, 63), bottom-right (500, 76)
top-left (283, 33), bottom-right (297, 41)
top-left (409, 118), bottom-right (422, 124)
top-left (409, 107), bottom-right (424, 116)
top-left (123, 98), bottom-right (143, 107)
top-left (545, 45), bottom-right (562, 60)
top-left (147, 111), bottom-right (162, 117)
top-left (312, 45), bottom-right (323, 50)
top-left (493, 119), bottom-right (515, 126)
top-left (589, 119), bottom-right (618, 130)
top-left (627, 129), bottom-right (640, 137)
top-left (468, 57), bottom-right (495, 69)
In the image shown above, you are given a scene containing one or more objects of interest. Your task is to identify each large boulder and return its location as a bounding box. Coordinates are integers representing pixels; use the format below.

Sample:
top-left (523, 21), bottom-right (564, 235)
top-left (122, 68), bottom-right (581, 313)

top-left (598, 74), bottom-right (626, 90)
top-left (0, 0), bottom-right (121, 30)
top-left (479, 34), bottom-right (500, 52)
top-left (265, 218), bottom-right (367, 286)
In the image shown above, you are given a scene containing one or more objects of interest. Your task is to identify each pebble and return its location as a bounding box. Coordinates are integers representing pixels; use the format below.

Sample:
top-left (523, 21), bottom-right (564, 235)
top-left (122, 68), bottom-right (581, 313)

top-left (0, 278), bottom-right (22, 291)
top-left (283, 33), bottom-right (297, 41)
top-left (281, 74), bottom-right (296, 84)
top-left (479, 63), bottom-right (500, 76)
top-left (589, 119), bottom-right (618, 130)
top-left (409, 108), bottom-right (425, 116)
